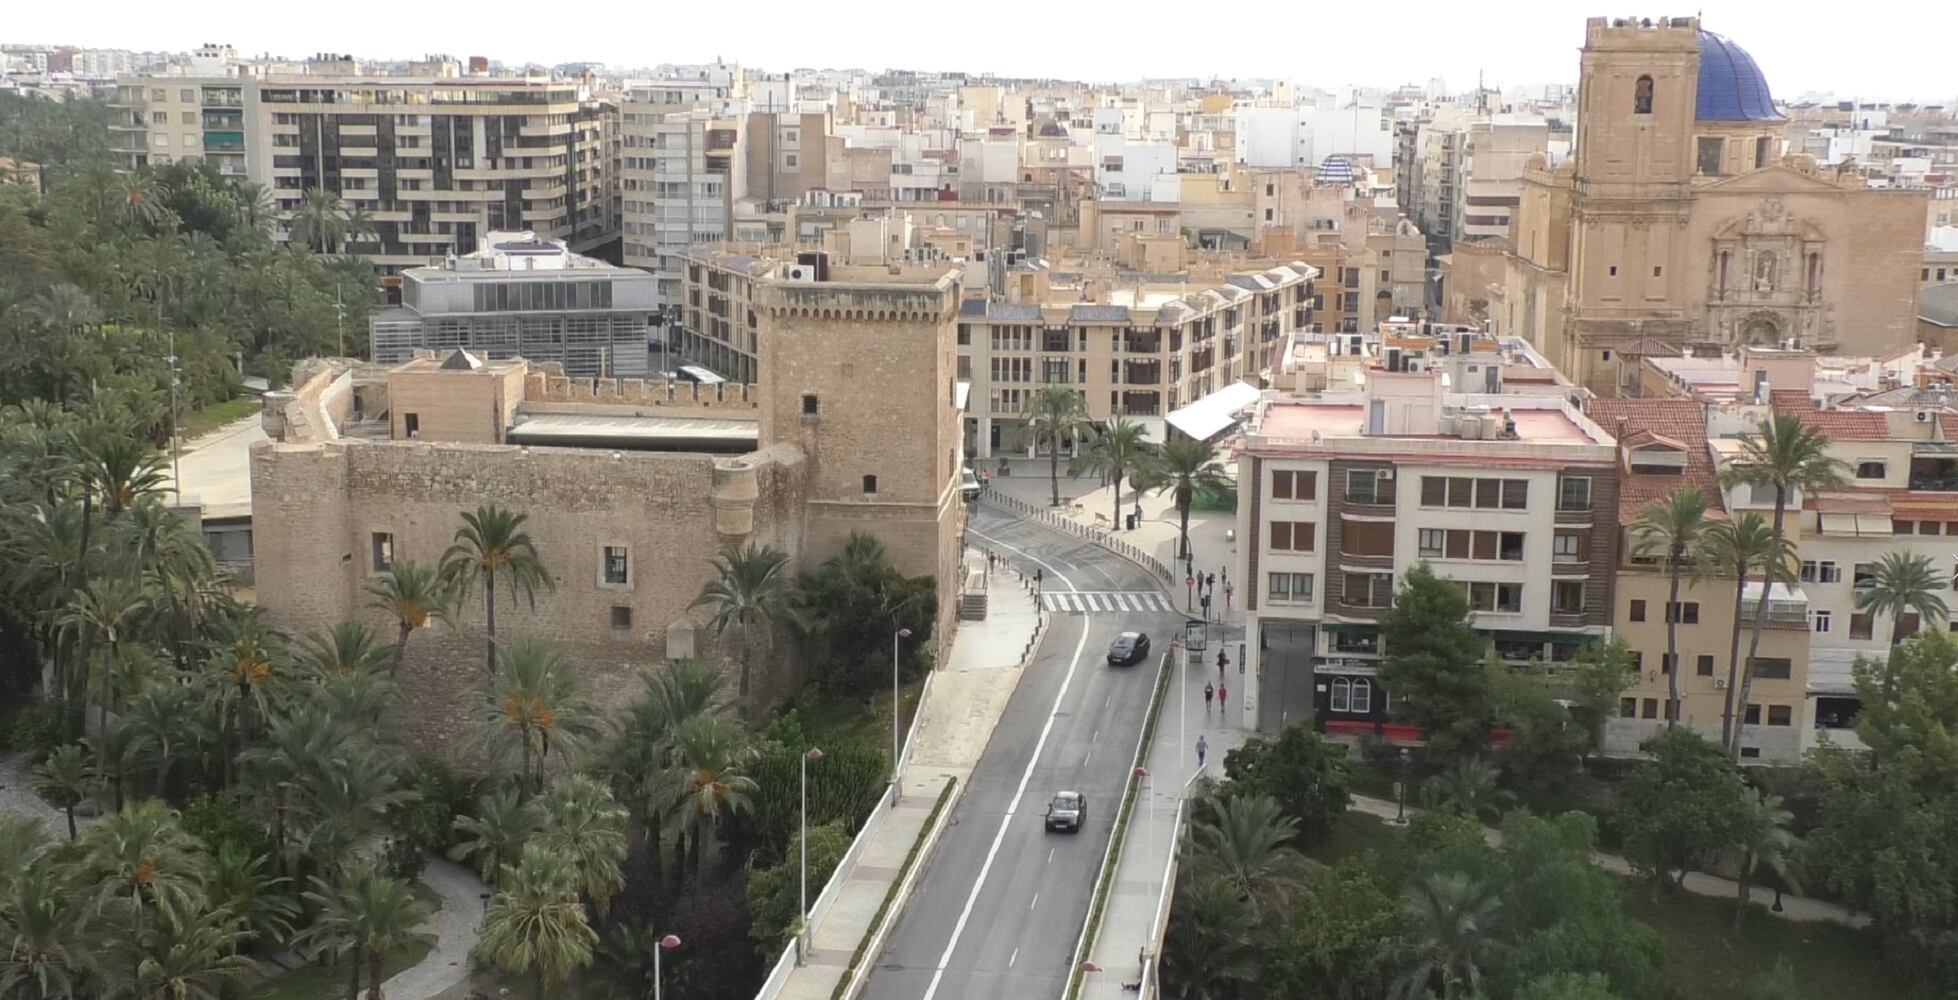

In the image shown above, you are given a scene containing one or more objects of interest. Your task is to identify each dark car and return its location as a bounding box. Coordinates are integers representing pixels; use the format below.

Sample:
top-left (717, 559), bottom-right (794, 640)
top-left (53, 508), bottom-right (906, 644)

top-left (1045, 790), bottom-right (1086, 832)
top-left (1107, 631), bottom-right (1151, 666)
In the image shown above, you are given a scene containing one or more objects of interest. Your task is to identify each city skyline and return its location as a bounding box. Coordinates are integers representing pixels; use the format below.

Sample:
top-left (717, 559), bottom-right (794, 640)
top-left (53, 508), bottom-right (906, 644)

top-left (6, 0), bottom-right (1956, 102)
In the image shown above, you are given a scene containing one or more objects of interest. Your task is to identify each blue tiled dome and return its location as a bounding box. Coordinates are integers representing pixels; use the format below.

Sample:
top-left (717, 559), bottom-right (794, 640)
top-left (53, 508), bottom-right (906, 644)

top-left (1695, 30), bottom-right (1783, 122)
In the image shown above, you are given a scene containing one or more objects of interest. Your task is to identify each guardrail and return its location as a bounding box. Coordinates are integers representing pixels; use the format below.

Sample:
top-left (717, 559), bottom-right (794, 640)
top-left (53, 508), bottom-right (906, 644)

top-left (1064, 645), bottom-right (1174, 999)
top-left (979, 490), bottom-right (1176, 586)
top-left (833, 777), bottom-right (960, 1000)
top-left (1138, 798), bottom-right (1189, 999)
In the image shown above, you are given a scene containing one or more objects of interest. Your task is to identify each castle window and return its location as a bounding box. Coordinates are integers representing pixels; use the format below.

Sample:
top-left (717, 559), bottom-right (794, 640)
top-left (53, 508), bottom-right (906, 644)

top-left (611, 606), bottom-right (632, 630)
top-left (863, 474), bottom-right (878, 496)
top-left (802, 393), bottom-right (819, 416)
top-left (1634, 76), bottom-right (1654, 115)
top-left (370, 532), bottom-right (394, 572)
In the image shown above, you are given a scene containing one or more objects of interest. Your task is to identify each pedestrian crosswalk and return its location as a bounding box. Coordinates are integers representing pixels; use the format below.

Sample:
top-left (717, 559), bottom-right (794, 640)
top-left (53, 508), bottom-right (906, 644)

top-left (1041, 591), bottom-right (1175, 614)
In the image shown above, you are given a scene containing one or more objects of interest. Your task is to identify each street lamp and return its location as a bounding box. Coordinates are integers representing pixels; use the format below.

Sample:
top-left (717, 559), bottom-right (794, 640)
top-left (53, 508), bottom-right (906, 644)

top-left (653, 933), bottom-right (681, 1000)
top-left (891, 627), bottom-right (912, 803)
top-left (798, 746), bottom-right (825, 965)
top-left (1394, 747), bottom-right (1410, 825)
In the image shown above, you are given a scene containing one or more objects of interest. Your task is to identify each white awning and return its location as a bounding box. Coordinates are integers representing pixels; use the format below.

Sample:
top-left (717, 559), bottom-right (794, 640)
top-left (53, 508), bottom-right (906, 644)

top-left (955, 380), bottom-right (972, 412)
top-left (1165, 381), bottom-right (1263, 441)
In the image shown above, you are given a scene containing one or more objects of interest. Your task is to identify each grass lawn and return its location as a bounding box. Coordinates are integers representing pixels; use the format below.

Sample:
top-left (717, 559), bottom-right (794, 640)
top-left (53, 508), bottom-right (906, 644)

top-left (1625, 888), bottom-right (1918, 1000)
top-left (247, 885), bottom-right (442, 1000)
top-left (181, 397), bottom-right (260, 440)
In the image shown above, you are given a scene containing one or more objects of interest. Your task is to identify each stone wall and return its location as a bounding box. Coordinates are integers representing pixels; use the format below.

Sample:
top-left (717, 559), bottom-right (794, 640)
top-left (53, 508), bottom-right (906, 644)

top-left (251, 437), bottom-right (812, 757)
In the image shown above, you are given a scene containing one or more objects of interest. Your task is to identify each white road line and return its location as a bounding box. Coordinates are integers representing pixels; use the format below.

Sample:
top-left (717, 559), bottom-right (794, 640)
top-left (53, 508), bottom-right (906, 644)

top-left (1029, 893), bottom-right (1039, 910)
top-left (1047, 848), bottom-right (1055, 864)
top-left (968, 526), bottom-right (1080, 592)
top-left (1009, 947), bottom-right (1019, 968)
top-left (1092, 728), bottom-right (1099, 743)
top-left (917, 607), bottom-right (1093, 1000)
top-left (1084, 749), bottom-right (1093, 767)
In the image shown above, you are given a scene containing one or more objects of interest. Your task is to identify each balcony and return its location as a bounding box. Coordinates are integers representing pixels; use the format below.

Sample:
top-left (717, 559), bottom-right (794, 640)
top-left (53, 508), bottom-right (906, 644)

top-left (1908, 453), bottom-right (1958, 491)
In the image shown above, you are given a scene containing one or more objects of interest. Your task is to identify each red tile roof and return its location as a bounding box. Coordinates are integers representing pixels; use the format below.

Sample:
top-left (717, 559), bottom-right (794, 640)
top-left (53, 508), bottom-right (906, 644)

top-left (1587, 398), bottom-right (1721, 519)
top-left (1764, 391), bottom-right (1893, 441)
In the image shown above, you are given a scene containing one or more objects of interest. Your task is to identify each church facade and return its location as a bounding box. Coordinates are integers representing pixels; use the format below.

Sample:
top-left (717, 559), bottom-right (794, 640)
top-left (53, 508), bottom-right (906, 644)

top-left (1502, 16), bottom-right (1926, 394)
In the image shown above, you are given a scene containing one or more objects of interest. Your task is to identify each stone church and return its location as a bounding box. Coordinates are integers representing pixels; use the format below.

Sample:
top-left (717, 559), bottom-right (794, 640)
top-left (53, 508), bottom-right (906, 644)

top-left (1502, 16), bottom-right (1927, 395)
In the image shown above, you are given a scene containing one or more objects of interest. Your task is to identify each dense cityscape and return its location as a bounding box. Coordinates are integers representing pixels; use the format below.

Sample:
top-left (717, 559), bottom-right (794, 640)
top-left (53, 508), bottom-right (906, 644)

top-left (1, 12), bottom-right (1957, 1000)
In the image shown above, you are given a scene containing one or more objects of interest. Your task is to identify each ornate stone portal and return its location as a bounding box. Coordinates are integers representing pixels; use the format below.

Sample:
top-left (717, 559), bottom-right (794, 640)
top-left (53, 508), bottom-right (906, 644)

top-left (1705, 195), bottom-right (1834, 350)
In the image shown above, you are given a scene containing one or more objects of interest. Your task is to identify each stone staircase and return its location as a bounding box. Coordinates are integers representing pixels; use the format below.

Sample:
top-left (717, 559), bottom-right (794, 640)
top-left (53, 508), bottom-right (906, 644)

top-left (958, 564), bottom-right (988, 621)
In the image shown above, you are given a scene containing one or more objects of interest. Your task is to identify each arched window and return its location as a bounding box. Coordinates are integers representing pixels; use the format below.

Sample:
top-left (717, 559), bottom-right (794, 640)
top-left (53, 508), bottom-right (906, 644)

top-left (1634, 76), bottom-right (1654, 115)
top-left (1330, 678), bottom-right (1351, 712)
top-left (862, 474), bottom-right (879, 495)
top-left (1352, 679), bottom-right (1373, 715)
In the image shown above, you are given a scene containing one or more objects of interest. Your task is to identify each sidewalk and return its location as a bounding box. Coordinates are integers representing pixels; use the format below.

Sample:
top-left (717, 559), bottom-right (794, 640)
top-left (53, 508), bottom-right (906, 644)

top-left (772, 554), bottom-right (1044, 1000)
top-left (1346, 795), bottom-right (1870, 929)
top-left (1082, 641), bottom-right (1254, 998)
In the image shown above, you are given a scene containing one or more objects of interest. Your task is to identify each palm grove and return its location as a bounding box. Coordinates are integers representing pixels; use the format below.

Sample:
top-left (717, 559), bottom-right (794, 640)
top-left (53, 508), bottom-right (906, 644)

top-left (0, 93), bottom-right (937, 1000)
top-left (1160, 412), bottom-right (1958, 999)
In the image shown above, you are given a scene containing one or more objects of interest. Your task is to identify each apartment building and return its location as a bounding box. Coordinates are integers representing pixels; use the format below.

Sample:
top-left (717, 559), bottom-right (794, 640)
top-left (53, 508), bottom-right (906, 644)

top-left (956, 252), bottom-right (1316, 458)
top-left (621, 106), bottom-right (747, 306)
top-left (368, 230), bottom-right (657, 377)
top-left (1238, 363), bottom-right (1620, 737)
top-left (109, 74), bottom-right (252, 177)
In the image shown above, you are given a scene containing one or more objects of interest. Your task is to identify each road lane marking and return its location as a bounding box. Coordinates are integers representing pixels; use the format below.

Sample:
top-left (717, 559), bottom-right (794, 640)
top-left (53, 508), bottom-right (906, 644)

top-left (917, 611), bottom-right (1093, 1000)
top-left (1009, 948), bottom-right (1019, 968)
top-left (1084, 749), bottom-right (1093, 767)
top-left (1029, 893), bottom-right (1039, 910)
top-left (969, 526), bottom-right (1080, 592)
top-left (1047, 848), bottom-right (1055, 864)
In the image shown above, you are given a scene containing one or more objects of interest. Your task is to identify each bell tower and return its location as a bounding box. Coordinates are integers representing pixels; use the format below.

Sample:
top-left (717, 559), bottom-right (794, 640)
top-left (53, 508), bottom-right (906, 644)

top-left (1563, 16), bottom-right (1704, 393)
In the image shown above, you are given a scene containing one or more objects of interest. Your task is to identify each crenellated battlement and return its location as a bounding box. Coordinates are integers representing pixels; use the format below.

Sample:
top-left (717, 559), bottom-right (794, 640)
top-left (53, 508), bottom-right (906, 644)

top-left (523, 373), bottom-right (763, 409)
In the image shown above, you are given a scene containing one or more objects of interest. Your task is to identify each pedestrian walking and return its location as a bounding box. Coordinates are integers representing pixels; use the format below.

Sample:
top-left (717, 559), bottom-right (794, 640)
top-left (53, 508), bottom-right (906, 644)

top-left (1224, 581), bottom-right (1234, 611)
top-left (1206, 572), bottom-right (1216, 593)
top-left (1218, 684), bottom-right (1228, 714)
top-left (1196, 734), bottom-right (1208, 767)
top-left (1217, 648), bottom-right (1228, 680)
top-left (1204, 681), bottom-right (1215, 712)
top-left (1220, 566), bottom-right (1228, 588)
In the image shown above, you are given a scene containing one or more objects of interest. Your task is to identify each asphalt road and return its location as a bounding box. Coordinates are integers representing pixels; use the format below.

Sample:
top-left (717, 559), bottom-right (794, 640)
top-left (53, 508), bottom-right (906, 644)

top-left (861, 506), bottom-right (1184, 1000)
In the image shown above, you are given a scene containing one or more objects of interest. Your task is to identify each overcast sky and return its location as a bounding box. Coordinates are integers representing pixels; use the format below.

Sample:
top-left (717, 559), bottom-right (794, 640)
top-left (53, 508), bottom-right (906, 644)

top-left (7, 1), bottom-right (1954, 102)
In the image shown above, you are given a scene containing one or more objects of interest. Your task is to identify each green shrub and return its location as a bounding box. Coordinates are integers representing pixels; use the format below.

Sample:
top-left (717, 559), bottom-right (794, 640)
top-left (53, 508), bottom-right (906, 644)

top-left (6, 702), bottom-right (69, 760)
top-left (182, 793), bottom-right (271, 859)
top-left (391, 758), bottom-right (481, 855)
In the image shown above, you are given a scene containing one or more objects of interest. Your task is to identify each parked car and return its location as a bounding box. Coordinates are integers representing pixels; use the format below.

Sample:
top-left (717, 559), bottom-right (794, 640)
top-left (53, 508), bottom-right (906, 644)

top-left (1107, 631), bottom-right (1151, 666)
top-left (1045, 790), bottom-right (1086, 832)
top-left (960, 468), bottom-right (981, 502)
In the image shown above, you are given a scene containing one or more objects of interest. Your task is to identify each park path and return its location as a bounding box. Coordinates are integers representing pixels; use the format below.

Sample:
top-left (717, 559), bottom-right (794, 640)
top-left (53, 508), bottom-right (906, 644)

top-left (1347, 794), bottom-right (1869, 928)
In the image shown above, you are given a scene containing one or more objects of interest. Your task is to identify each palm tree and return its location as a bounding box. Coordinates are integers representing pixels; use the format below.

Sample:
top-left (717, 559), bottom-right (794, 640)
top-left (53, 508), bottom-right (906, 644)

top-left (366, 560), bottom-right (453, 675)
top-left (290, 188), bottom-right (350, 255)
top-left (450, 789), bottom-right (543, 884)
top-left (58, 575), bottom-right (148, 721)
top-left (691, 541), bottom-right (796, 719)
top-left (536, 775), bottom-right (629, 916)
top-left (605, 660), bottom-right (726, 902)
top-left (115, 899), bottom-right (253, 1000)
top-left (1190, 793), bottom-right (1304, 912)
top-left (441, 505), bottom-right (554, 678)
top-left (235, 181), bottom-right (277, 235)
top-left (81, 435), bottom-right (171, 518)
top-left (1732, 788), bottom-right (1799, 929)
top-left (1025, 386), bottom-right (1092, 507)
top-left (299, 866), bottom-right (435, 1000)
top-left (77, 799), bottom-right (207, 967)
top-left (1631, 488), bottom-right (1712, 729)
top-left (1697, 513), bottom-right (1791, 748)
top-left (206, 843), bottom-right (299, 952)
top-left (342, 203), bottom-right (378, 253)
top-left (240, 704), bottom-right (353, 872)
top-left (1856, 550), bottom-right (1948, 646)
top-left (294, 746), bottom-right (414, 875)
top-left (1393, 872), bottom-right (1501, 1000)
top-left (119, 683), bottom-right (197, 798)
top-left (0, 859), bottom-right (89, 1000)
top-left (476, 843), bottom-right (597, 1000)
top-left (1159, 876), bottom-right (1260, 1000)
top-left (478, 637), bottom-right (601, 799)
top-left (26, 284), bottom-right (101, 406)
top-left (30, 744), bottom-right (92, 842)
top-left (1423, 757), bottom-right (1516, 822)
top-left (1079, 416), bottom-right (1155, 532)
top-left (1136, 436), bottom-right (1230, 560)
top-left (1720, 414), bottom-right (1846, 760)
top-left (292, 620), bottom-right (392, 677)
top-left (116, 172), bottom-right (168, 231)
top-left (668, 715), bottom-right (757, 884)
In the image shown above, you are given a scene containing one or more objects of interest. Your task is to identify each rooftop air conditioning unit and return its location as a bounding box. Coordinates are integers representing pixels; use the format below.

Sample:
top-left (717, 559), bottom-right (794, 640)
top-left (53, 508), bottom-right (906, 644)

top-left (784, 264), bottom-right (817, 283)
top-left (1916, 410), bottom-right (1935, 423)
